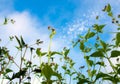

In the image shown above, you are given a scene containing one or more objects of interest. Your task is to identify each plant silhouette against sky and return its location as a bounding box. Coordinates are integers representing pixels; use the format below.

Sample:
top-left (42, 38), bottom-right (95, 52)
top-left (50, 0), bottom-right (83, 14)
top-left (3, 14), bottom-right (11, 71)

top-left (0, 4), bottom-right (120, 84)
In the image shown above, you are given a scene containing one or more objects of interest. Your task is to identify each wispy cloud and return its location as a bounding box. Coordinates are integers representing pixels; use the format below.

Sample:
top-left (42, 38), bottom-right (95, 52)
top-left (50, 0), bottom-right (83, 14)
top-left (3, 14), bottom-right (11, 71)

top-left (0, 0), bottom-right (120, 83)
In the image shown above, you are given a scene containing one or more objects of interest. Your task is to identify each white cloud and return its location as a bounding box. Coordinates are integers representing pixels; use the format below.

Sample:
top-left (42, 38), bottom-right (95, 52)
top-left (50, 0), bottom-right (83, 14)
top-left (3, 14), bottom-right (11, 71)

top-left (0, 5), bottom-right (67, 84)
top-left (1, 0), bottom-right (120, 83)
top-left (0, 10), bottom-right (66, 51)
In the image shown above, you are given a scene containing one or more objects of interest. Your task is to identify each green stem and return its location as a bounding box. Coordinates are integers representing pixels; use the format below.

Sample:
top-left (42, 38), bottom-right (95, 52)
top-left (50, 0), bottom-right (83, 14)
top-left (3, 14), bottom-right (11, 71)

top-left (39, 56), bottom-right (41, 66)
top-left (12, 59), bottom-right (20, 69)
top-left (98, 38), bottom-right (116, 73)
top-left (98, 58), bottom-right (103, 73)
top-left (19, 49), bottom-right (22, 84)
top-left (105, 52), bottom-right (116, 73)
top-left (107, 57), bottom-right (116, 72)
top-left (20, 47), bottom-right (27, 69)
top-left (97, 38), bottom-right (116, 74)
top-left (19, 47), bottom-right (27, 84)
top-left (83, 52), bottom-right (90, 79)
top-left (48, 38), bottom-right (52, 65)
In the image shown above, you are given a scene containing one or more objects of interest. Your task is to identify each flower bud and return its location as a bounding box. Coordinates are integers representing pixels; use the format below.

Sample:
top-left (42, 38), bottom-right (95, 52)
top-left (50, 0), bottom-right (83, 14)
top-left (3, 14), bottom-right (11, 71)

top-left (116, 20), bottom-right (119, 23)
top-left (48, 26), bottom-right (51, 30)
top-left (118, 15), bottom-right (120, 18)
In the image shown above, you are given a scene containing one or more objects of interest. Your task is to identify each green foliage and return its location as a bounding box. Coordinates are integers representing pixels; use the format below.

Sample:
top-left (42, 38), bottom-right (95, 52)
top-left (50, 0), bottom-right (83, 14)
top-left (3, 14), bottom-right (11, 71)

top-left (36, 48), bottom-right (46, 57)
top-left (0, 3), bottom-right (120, 84)
top-left (116, 32), bottom-right (120, 47)
top-left (90, 51), bottom-right (104, 57)
top-left (111, 50), bottom-right (120, 58)
top-left (85, 28), bottom-right (95, 40)
top-left (3, 17), bottom-right (8, 25)
top-left (42, 64), bottom-right (62, 81)
top-left (93, 24), bottom-right (106, 33)
top-left (15, 36), bottom-right (26, 50)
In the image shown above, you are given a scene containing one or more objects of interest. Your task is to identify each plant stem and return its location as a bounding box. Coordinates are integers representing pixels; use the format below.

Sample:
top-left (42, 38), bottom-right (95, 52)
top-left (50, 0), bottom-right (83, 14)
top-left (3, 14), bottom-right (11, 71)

top-left (19, 47), bottom-right (27, 84)
top-left (39, 56), bottom-right (41, 66)
top-left (20, 47), bottom-right (27, 69)
top-left (83, 52), bottom-right (90, 79)
top-left (19, 49), bottom-right (23, 84)
top-left (48, 38), bottom-right (52, 65)
top-left (107, 57), bottom-right (116, 72)
top-left (12, 59), bottom-right (20, 69)
top-left (105, 53), bottom-right (116, 73)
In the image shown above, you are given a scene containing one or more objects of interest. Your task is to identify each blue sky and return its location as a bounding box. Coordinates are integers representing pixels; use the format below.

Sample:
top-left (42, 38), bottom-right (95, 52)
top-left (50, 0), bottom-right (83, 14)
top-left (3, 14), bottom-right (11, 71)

top-left (0, 0), bottom-right (120, 73)
top-left (12, 0), bottom-right (120, 26)
top-left (1, 0), bottom-right (120, 30)
top-left (0, 0), bottom-right (120, 83)
top-left (12, 0), bottom-right (103, 27)
top-left (14, 0), bottom-right (76, 26)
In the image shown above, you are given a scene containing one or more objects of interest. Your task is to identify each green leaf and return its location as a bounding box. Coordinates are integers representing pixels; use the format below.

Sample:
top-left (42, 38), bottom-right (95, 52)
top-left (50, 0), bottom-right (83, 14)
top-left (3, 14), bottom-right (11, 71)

top-left (90, 51), bottom-right (104, 57)
top-left (63, 48), bottom-right (70, 57)
top-left (116, 32), bottom-right (120, 47)
top-left (42, 64), bottom-right (53, 80)
top-left (77, 78), bottom-right (91, 84)
top-left (100, 40), bottom-right (108, 51)
top-left (42, 64), bottom-right (61, 80)
top-left (9, 36), bottom-right (14, 41)
top-left (41, 52), bottom-right (47, 56)
top-left (111, 50), bottom-right (120, 58)
top-left (36, 48), bottom-right (46, 57)
top-left (65, 69), bottom-right (71, 75)
top-left (62, 65), bottom-right (66, 70)
top-left (84, 56), bottom-right (93, 67)
top-left (106, 4), bottom-right (111, 12)
top-left (42, 80), bottom-right (53, 84)
top-left (36, 48), bottom-right (41, 56)
top-left (6, 68), bottom-right (13, 73)
top-left (108, 11), bottom-right (113, 17)
top-left (24, 82), bottom-right (31, 84)
top-left (99, 25), bottom-right (106, 31)
top-left (4, 75), bottom-right (11, 80)
top-left (80, 41), bottom-right (85, 52)
top-left (93, 24), bottom-right (106, 33)
top-left (117, 68), bottom-right (120, 74)
top-left (52, 71), bottom-right (62, 80)
top-left (72, 41), bottom-right (79, 47)
top-left (91, 70), bottom-right (96, 77)
top-left (95, 43), bottom-right (99, 48)
top-left (15, 36), bottom-right (26, 49)
top-left (117, 28), bottom-right (120, 30)
top-left (96, 16), bottom-right (99, 20)
top-left (85, 29), bottom-right (95, 40)
top-left (95, 72), bottom-right (109, 81)
top-left (102, 77), bottom-right (119, 83)
top-left (96, 61), bottom-right (105, 66)
top-left (20, 36), bottom-right (25, 47)
top-left (11, 68), bottom-right (27, 80)
top-left (95, 72), bottom-right (119, 83)
top-left (87, 60), bottom-right (93, 67)
top-left (50, 51), bottom-right (62, 56)
top-left (54, 64), bottom-right (58, 71)
top-left (34, 68), bottom-right (41, 73)
top-left (3, 17), bottom-right (8, 25)
top-left (87, 32), bottom-right (95, 39)
top-left (84, 47), bottom-right (92, 53)
top-left (15, 36), bottom-right (22, 49)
